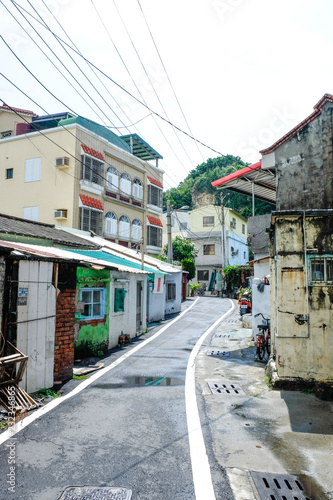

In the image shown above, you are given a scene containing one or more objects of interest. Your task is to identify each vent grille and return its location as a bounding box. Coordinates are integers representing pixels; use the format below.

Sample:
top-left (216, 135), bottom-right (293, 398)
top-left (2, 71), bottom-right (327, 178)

top-left (54, 210), bottom-right (67, 219)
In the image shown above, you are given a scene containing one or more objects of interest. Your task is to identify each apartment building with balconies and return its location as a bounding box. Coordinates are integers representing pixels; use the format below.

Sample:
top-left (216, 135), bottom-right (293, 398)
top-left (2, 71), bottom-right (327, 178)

top-left (0, 105), bottom-right (164, 255)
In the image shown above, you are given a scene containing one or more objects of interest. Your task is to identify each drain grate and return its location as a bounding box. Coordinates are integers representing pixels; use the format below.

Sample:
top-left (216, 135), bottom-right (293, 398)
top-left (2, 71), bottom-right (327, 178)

top-left (208, 382), bottom-right (245, 395)
top-left (59, 486), bottom-right (132, 500)
top-left (250, 472), bottom-right (311, 500)
top-left (207, 350), bottom-right (230, 357)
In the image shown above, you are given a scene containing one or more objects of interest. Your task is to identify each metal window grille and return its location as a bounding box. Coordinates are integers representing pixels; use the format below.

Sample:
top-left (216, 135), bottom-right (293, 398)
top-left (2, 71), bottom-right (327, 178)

top-left (80, 207), bottom-right (102, 235)
top-left (147, 226), bottom-right (162, 247)
top-left (148, 185), bottom-right (162, 207)
top-left (81, 155), bottom-right (103, 185)
top-left (203, 216), bottom-right (214, 227)
top-left (203, 244), bottom-right (215, 255)
top-left (167, 283), bottom-right (176, 301)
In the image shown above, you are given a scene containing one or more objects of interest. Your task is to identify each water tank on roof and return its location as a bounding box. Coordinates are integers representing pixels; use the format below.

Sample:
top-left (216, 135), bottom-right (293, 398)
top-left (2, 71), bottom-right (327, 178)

top-left (16, 122), bottom-right (31, 135)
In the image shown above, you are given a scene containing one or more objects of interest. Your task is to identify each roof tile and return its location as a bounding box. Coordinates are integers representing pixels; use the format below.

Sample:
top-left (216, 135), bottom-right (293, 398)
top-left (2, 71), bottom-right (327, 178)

top-left (147, 176), bottom-right (163, 189)
top-left (80, 194), bottom-right (103, 211)
top-left (147, 215), bottom-right (163, 227)
top-left (81, 143), bottom-right (105, 161)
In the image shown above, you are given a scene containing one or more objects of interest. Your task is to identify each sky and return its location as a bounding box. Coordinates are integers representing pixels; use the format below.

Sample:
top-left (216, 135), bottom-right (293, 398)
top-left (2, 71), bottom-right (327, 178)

top-left (1, 0), bottom-right (333, 191)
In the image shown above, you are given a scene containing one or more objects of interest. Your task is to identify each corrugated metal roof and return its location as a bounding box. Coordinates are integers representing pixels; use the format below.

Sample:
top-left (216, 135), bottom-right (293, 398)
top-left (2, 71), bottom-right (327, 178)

top-left (0, 240), bottom-right (148, 274)
top-left (65, 249), bottom-right (163, 274)
top-left (211, 161), bottom-right (276, 204)
top-left (0, 213), bottom-right (99, 249)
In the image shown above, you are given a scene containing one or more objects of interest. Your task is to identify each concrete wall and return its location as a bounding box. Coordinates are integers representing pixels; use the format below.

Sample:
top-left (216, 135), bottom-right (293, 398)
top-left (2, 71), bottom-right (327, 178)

top-left (165, 272), bottom-right (182, 316)
top-left (271, 213), bottom-right (333, 382)
top-left (274, 101), bottom-right (333, 211)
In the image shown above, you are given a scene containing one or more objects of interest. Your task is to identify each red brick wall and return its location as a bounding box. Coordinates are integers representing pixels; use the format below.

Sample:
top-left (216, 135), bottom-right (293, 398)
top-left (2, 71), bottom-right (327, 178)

top-left (54, 289), bottom-right (76, 382)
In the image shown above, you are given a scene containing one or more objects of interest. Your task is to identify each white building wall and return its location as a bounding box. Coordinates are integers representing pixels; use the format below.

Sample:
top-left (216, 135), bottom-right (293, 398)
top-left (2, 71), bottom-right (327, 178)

top-left (252, 260), bottom-right (270, 335)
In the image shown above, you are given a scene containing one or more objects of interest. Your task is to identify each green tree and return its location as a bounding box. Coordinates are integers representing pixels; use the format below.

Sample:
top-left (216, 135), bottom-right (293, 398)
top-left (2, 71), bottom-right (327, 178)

top-left (172, 236), bottom-right (198, 261)
top-left (181, 258), bottom-right (196, 281)
top-left (163, 155), bottom-right (274, 217)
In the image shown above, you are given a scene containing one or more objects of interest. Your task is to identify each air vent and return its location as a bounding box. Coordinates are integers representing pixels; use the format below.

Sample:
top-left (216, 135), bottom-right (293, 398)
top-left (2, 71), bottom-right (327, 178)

top-left (54, 210), bottom-right (67, 219)
top-left (55, 157), bottom-right (69, 168)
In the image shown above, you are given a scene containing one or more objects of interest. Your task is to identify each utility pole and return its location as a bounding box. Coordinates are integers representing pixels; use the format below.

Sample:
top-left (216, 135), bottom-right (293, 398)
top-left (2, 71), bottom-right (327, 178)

top-left (167, 200), bottom-right (172, 264)
top-left (220, 192), bottom-right (226, 269)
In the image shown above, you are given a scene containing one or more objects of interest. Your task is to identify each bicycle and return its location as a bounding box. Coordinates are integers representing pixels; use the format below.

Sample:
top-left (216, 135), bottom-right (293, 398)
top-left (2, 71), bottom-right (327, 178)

top-left (254, 313), bottom-right (271, 360)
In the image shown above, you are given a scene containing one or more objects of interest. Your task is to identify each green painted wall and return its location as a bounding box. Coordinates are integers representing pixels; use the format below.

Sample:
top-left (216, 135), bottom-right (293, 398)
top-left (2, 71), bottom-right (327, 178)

top-left (75, 267), bottom-right (111, 356)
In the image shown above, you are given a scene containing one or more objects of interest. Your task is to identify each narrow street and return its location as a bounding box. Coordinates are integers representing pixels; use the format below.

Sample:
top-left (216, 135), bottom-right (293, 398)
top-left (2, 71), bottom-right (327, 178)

top-left (0, 297), bottom-right (235, 500)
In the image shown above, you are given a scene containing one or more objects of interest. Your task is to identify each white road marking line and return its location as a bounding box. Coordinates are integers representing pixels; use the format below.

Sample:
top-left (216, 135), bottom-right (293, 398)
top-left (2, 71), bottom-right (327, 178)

top-left (0, 298), bottom-right (200, 445)
top-left (185, 299), bottom-right (235, 500)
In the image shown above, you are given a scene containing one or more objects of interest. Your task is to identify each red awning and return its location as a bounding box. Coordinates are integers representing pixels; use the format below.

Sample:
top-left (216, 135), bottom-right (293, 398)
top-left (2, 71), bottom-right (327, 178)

top-left (147, 176), bottom-right (163, 189)
top-left (80, 194), bottom-right (103, 211)
top-left (211, 161), bottom-right (276, 205)
top-left (147, 215), bottom-right (163, 227)
top-left (81, 144), bottom-right (105, 161)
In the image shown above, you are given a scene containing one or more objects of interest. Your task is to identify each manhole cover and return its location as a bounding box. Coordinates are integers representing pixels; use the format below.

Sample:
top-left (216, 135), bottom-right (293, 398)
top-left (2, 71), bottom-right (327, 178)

top-left (207, 350), bottom-right (230, 357)
top-left (207, 382), bottom-right (245, 395)
top-left (59, 486), bottom-right (132, 500)
top-left (250, 472), bottom-right (311, 500)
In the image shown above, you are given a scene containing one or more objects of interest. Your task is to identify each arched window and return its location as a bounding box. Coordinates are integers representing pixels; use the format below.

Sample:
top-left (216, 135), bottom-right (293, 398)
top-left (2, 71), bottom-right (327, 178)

top-left (133, 178), bottom-right (143, 200)
top-left (105, 212), bottom-right (117, 236)
top-left (107, 167), bottom-right (118, 191)
top-left (119, 215), bottom-right (130, 238)
top-left (132, 219), bottom-right (142, 241)
top-left (120, 173), bottom-right (131, 196)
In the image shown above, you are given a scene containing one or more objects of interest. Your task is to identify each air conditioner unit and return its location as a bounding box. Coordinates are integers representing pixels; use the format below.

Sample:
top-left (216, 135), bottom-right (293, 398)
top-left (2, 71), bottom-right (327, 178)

top-left (54, 210), bottom-right (68, 219)
top-left (55, 157), bottom-right (69, 168)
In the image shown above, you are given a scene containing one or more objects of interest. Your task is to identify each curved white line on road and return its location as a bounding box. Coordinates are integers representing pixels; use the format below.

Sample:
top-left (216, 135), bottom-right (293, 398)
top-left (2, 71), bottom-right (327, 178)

top-left (0, 298), bottom-right (200, 445)
top-left (185, 298), bottom-right (235, 500)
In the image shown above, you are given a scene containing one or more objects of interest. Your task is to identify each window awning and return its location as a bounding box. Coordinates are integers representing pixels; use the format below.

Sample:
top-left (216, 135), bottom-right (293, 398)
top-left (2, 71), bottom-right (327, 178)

top-left (147, 176), bottom-right (163, 189)
top-left (79, 194), bottom-right (103, 211)
top-left (147, 215), bottom-right (163, 227)
top-left (81, 144), bottom-right (105, 161)
top-left (211, 161), bottom-right (276, 206)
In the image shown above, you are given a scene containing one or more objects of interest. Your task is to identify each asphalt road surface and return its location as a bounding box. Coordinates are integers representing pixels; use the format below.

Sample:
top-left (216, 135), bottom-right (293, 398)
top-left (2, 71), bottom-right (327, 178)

top-left (0, 297), bottom-right (235, 500)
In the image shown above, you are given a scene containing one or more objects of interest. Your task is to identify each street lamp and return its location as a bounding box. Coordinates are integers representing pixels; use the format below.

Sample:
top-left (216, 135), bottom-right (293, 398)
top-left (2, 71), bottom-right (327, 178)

top-left (166, 201), bottom-right (189, 264)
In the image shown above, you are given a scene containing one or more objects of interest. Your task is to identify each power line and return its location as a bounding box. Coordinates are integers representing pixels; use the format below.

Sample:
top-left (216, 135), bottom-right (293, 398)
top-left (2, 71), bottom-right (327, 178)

top-left (112, 0), bottom-right (196, 170)
top-left (9, 0), bottom-right (225, 158)
top-left (136, 0), bottom-right (206, 164)
top-left (6, 0), bottom-right (118, 130)
top-left (90, 0), bottom-right (190, 177)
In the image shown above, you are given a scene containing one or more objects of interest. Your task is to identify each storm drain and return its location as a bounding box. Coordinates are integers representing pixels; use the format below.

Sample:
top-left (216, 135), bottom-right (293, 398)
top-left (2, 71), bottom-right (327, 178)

top-left (250, 472), bottom-right (311, 500)
top-left (207, 349), bottom-right (230, 357)
top-left (207, 382), bottom-right (245, 395)
top-left (59, 486), bottom-right (132, 500)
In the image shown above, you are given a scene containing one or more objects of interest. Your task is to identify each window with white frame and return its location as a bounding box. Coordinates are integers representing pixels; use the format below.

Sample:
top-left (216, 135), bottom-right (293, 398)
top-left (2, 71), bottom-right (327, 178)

top-left (107, 167), bottom-right (118, 191)
top-left (25, 158), bottom-right (41, 182)
top-left (133, 178), bottom-right (143, 199)
top-left (167, 283), bottom-right (176, 301)
top-left (81, 155), bottom-right (103, 185)
top-left (132, 219), bottom-right (142, 241)
top-left (147, 225), bottom-right (162, 247)
top-left (120, 173), bottom-right (131, 196)
top-left (105, 212), bottom-right (117, 236)
top-left (80, 207), bottom-right (102, 235)
top-left (119, 215), bottom-right (130, 238)
top-left (23, 206), bottom-right (39, 222)
top-left (80, 287), bottom-right (106, 320)
top-left (310, 257), bottom-right (333, 284)
top-left (148, 185), bottom-right (162, 208)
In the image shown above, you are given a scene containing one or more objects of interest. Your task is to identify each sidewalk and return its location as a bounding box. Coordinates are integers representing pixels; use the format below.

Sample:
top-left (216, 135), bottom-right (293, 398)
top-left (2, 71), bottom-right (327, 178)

top-left (196, 299), bottom-right (333, 500)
